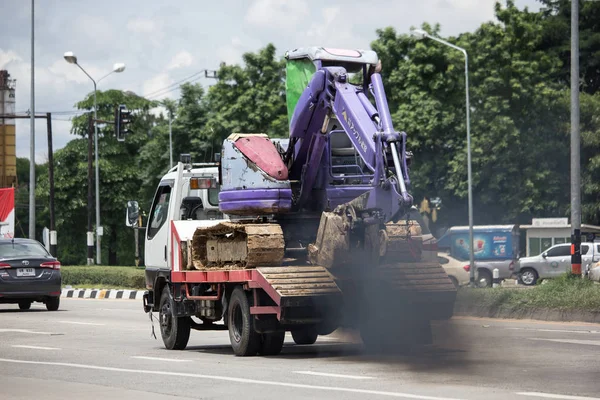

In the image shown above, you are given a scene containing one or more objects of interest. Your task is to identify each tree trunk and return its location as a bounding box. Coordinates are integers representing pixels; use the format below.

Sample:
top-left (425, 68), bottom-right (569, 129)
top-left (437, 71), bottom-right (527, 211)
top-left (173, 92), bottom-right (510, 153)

top-left (109, 225), bottom-right (118, 265)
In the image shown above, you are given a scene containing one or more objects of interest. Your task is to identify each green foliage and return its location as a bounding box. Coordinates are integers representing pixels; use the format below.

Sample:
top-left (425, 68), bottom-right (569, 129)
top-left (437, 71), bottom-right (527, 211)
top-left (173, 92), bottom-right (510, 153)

top-left (456, 273), bottom-right (600, 312)
top-left (202, 43), bottom-right (288, 144)
top-left (371, 1), bottom-right (599, 230)
top-left (26, 6), bottom-right (600, 265)
top-left (61, 266), bottom-right (145, 289)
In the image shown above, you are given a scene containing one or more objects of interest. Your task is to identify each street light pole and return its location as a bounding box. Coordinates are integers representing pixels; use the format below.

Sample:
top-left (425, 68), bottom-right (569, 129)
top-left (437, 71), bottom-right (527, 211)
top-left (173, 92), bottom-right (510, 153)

top-left (64, 52), bottom-right (125, 264)
top-left (169, 110), bottom-right (173, 168)
top-left (410, 28), bottom-right (475, 285)
top-left (29, 0), bottom-right (35, 239)
top-left (570, 0), bottom-right (582, 276)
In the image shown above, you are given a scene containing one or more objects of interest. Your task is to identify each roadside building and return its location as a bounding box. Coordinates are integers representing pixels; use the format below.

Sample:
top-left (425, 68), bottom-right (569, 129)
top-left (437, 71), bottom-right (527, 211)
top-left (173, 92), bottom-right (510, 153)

top-left (520, 218), bottom-right (600, 256)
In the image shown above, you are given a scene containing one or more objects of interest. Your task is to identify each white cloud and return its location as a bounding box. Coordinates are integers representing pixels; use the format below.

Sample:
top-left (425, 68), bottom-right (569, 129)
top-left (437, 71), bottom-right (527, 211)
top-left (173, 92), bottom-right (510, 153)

top-left (0, 49), bottom-right (23, 69)
top-left (245, 0), bottom-right (309, 31)
top-left (216, 36), bottom-right (248, 65)
top-left (166, 51), bottom-right (194, 70)
top-left (127, 17), bottom-right (157, 34)
top-left (142, 73), bottom-right (174, 100)
top-left (126, 17), bottom-right (164, 47)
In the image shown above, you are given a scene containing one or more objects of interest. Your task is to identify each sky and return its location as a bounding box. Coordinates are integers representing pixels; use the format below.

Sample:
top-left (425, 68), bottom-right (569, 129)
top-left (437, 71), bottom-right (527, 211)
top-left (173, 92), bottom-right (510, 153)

top-left (0, 0), bottom-right (541, 162)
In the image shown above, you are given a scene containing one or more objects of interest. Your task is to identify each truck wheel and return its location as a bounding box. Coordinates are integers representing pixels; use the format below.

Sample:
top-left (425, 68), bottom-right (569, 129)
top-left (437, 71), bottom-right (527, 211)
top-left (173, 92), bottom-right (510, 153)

top-left (449, 276), bottom-right (459, 289)
top-left (476, 269), bottom-right (492, 288)
top-left (228, 287), bottom-right (261, 356)
top-left (46, 296), bottom-right (60, 311)
top-left (291, 326), bottom-right (318, 345)
top-left (19, 301), bottom-right (31, 310)
top-left (159, 287), bottom-right (191, 350)
top-left (259, 331), bottom-right (285, 356)
top-left (520, 268), bottom-right (538, 286)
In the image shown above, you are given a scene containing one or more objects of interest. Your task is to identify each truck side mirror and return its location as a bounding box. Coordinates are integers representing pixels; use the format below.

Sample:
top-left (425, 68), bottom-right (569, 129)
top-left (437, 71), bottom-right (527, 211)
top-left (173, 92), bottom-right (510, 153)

top-left (542, 252), bottom-right (547, 258)
top-left (126, 201), bottom-right (140, 227)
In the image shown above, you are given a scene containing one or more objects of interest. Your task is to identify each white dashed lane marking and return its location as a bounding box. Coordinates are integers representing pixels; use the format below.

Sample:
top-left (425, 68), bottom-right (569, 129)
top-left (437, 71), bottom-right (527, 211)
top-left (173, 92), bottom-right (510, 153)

top-left (517, 392), bottom-right (600, 399)
top-left (12, 345), bottom-right (61, 351)
top-left (529, 338), bottom-right (600, 346)
top-left (0, 358), bottom-right (462, 400)
top-left (132, 356), bottom-right (191, 363)
top-left (59, 321), bottom-right (105, 326)
top-left (293, 371), bottom-right (374, 380)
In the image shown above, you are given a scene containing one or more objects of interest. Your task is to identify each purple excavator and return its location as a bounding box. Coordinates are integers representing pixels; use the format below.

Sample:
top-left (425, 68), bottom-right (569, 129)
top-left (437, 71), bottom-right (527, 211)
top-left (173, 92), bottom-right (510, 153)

top-left (193, 47), bottom-right (456, 350)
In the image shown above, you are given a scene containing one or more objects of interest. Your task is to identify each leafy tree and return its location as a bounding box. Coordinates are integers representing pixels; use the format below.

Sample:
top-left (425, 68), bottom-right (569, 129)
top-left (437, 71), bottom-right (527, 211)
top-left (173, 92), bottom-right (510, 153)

top-left (37, 90), bottom-right (157, 264)
top-left (371, 1), bottom-right (574, 230)
top-left (537, 0), bottom-right (600, 94)
top-left (202, 44), bottom-right (288, 146)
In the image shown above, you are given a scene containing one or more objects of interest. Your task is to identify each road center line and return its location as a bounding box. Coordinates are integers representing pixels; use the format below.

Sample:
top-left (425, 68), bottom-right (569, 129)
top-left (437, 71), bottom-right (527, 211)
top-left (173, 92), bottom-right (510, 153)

top-left (508, 328), bottom-right (600, 334)
top-left (59, 321), bottom-right (105, 326)
top-left (529, 338), bottom-right (600, 346)
top-left (0, 358), bottom-right (462, 400)
top-left (12, 345), bottom-right (61, 351)
top-left (132, 356), bottom-right (191, 362)
top-left (517, 391), bottom-right (600, 399)
top-left (293, 371), bottom-right (374, 380)
top-left (0, 329), bottom-right (54, 335)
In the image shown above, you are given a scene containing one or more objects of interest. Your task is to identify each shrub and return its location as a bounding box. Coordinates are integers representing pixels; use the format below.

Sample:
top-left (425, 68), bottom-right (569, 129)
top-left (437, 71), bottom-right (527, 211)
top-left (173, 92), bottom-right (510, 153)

top-left (61, 266), bottom-right (145, 289)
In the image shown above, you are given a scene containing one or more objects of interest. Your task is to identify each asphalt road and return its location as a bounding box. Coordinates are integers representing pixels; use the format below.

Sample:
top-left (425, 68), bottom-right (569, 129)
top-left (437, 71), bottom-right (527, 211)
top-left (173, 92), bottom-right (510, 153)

top-left (1, 299), bottom-right (599, 400)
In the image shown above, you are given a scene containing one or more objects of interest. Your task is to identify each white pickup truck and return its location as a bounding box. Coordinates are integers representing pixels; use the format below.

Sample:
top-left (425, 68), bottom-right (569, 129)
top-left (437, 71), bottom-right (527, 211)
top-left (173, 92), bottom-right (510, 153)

top-left (515, 242), bottom-right (600, 285)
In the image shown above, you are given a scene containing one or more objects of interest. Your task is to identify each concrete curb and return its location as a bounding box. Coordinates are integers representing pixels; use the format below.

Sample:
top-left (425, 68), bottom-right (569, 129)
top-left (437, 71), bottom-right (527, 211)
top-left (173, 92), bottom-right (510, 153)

top-left (61, 289), bottom-right (145, 300)
top-left (454, 304), bottom-right (600, 324)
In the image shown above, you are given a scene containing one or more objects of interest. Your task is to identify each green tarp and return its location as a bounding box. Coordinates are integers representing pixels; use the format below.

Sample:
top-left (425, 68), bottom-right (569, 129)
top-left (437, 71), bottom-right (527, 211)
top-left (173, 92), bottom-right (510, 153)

top-left (285, 59), bottom-right (316, 125)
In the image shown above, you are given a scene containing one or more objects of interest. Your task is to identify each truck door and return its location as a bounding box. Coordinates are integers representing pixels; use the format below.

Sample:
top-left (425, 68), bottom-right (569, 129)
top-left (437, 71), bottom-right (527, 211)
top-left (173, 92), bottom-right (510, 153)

top-left (544, 244), bottom-right (571, 277)
top-left (581, 244), bottom-right (592, 272)
top-left (145, 181), bottom-right (173, 269)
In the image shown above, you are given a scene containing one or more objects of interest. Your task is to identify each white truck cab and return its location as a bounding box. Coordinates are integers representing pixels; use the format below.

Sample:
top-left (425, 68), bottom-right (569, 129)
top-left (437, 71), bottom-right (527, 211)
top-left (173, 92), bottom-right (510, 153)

top-left (127, 156), bottom-right (228, 272)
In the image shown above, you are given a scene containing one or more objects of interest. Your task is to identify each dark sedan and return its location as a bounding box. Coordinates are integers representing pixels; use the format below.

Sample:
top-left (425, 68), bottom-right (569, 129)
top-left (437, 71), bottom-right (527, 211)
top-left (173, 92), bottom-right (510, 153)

top-left (0, 238), bottom-right (61, 311)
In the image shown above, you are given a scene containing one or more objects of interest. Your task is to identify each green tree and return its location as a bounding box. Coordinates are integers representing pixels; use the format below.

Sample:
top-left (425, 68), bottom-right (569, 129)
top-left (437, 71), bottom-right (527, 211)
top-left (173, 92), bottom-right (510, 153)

top-left (371, 1), bottom-right (573, 229)
top-left (537, 0), bottom-right (600, 94)
top-left (202, 44), bottom-right (288, 146)
top-left (37, 90), bottom-right (157, 265)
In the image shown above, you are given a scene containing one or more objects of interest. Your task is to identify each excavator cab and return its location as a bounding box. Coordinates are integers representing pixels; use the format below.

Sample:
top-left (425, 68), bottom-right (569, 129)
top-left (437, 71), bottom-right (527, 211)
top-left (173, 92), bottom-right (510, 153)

top-left (284, 47), bottom-right (379, 125)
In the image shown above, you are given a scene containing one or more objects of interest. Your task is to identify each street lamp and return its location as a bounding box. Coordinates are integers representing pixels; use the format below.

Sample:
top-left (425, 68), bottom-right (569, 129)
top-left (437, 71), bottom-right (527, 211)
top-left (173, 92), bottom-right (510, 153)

top-left (64, 51), bottom-right (125, 265)
top-left (410, 28), bottom-right (476, 286)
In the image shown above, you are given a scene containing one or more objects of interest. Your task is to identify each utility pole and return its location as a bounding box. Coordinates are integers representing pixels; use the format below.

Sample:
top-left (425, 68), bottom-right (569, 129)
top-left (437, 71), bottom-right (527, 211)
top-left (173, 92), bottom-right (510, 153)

top-left (46, 113), bottom-right (56, 256)
top-left (169, 110), bottom-right (173, 168)
top-left (29, 0), bottom-right (35, 239)
top-left (571, 0), bottom-right (582, 276)
top-left (87, 116), bottom-right (94, 265)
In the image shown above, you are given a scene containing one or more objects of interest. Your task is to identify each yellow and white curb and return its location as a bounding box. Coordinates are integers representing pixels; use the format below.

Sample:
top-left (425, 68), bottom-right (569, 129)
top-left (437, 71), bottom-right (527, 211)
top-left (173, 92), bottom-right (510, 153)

top-left (61, 289), bottom-right (145, 300)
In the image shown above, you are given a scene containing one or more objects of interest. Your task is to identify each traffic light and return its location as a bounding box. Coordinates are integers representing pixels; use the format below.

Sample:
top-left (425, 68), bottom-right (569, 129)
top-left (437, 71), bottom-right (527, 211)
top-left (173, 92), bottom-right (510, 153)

top-left (115, 104), bottom-right (132, 142)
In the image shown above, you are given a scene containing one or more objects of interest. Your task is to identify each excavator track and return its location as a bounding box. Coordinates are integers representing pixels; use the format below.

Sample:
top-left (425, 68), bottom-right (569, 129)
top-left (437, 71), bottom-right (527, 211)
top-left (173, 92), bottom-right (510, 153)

top-left (191, 221), bottom-right (285, 269)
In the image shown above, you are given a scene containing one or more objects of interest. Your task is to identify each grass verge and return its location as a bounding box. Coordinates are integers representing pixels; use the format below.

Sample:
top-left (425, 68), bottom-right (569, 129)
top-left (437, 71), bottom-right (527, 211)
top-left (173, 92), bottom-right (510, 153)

top-left (456, 273), bottom-right (600, 312)
top-left (61, 266), bottom-right (145, 290)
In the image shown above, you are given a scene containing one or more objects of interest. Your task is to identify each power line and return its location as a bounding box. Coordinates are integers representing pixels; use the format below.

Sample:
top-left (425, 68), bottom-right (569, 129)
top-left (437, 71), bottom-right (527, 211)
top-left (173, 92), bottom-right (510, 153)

top-left (143, 71), bottom-right (204, 98)
top-left (146, 76), bottom-right (205, 100)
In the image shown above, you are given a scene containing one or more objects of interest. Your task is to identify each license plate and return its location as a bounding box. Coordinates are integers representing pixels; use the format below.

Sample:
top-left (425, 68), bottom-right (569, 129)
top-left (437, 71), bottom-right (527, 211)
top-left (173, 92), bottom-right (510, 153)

top-left (17, 268), bottom-right (35, 277)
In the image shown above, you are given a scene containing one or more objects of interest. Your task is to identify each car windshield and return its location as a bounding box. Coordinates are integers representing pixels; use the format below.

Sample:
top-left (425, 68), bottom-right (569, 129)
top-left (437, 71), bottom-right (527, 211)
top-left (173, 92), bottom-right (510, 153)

top-left (0, 242), bottom-right (50, 258)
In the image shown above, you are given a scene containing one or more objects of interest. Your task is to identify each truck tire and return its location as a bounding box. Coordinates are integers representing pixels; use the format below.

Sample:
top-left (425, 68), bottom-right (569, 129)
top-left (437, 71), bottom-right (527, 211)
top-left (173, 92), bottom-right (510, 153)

top-left (18, 301), bottom-right (31, 310)
top-left (228, 287), bottom-right (261, 356)
top-left (520, 268), bottom-right (538, 286)
top-left (476, 269), bottom-right (492, 288)
top-left (159, 287), bottom-right (191, 350)
top-left (259, 331), bottom-right (285, 356)
top-left (291, 326), bottom-right (318, 345)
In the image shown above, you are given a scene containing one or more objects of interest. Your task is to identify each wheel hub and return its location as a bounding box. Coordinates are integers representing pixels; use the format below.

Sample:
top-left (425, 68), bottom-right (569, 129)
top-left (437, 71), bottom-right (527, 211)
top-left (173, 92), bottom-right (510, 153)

top-left (160, 302), bottom-right (173, 336)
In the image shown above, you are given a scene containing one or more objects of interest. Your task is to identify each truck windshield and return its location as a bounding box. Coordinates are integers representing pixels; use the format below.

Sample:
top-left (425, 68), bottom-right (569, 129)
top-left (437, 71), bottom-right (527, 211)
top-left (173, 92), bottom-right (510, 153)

top-left (208, 188), bottom-right (220, 206)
